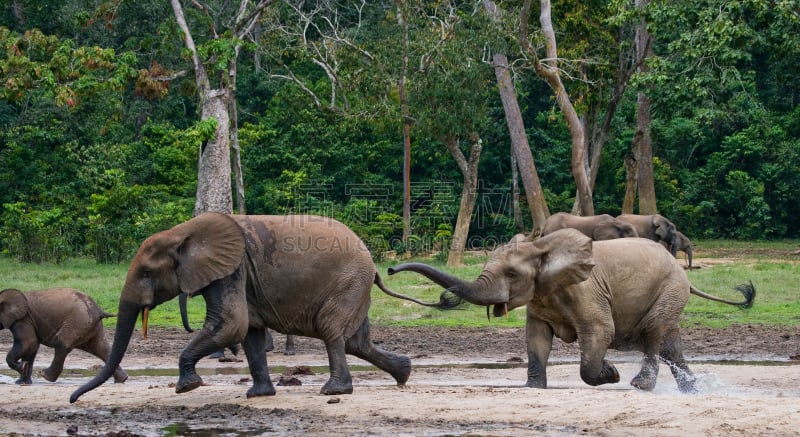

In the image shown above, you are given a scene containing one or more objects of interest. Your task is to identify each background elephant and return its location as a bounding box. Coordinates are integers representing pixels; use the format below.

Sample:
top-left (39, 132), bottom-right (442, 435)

top-left (71, 213), bottom-right (435, 403)
top-left (389, 229), bottom-right (754, 393)
top-left (673, 231), bottom-right (693, 269)
top-left (540, 213), bottom-right (639, 240)
top-left (0, 288), bottom-right (128, 385)
top-left (178, 293), bottom-right (295, 356)
top-left (616, 214), bottom-right (679, 256)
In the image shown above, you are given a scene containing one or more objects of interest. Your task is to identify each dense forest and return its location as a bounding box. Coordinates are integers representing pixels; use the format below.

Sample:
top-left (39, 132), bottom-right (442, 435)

top-left (1, 0), bottom-right (799, 264)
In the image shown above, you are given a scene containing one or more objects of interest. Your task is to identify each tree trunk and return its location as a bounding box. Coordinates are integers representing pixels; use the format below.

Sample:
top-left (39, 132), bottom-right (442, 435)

top-left (445, 134), bottom-right (482, 267)
top-left (229, 53), bottom-right (246, 214)
top-left (484, 1), bottom-right (550, 234)
top-left (622, 155), bottom-right (637, 214)
top-left (194, 89), bottom-right (234, 215)
top-left (396, 0), bottom-right (412, 251)
top-left (510, 145), bottom-right (524, 232)
top-left (633, 0), bottom-right (657, 214)
top-left (521, 0), bottom-right (593, 216)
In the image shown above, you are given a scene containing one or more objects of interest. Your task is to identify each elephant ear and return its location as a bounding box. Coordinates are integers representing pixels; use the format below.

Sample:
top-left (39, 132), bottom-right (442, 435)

top-left (0, 288), bottom-right (29, 329)
top-left (172, 212), bottom-right (246, 295)
top-left (530, 228), bottom-right (595, 290)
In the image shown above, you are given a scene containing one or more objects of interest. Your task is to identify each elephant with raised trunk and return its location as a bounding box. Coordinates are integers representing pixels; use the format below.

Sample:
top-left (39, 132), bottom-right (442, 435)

top-left (541, 213), bottom-right (639, 240)
top-left (389, 230), bottom-right (755, 393)
top-left (0, 288), bottom-right (128, 385)
top-left (71, 213), bottom-right (434, 403)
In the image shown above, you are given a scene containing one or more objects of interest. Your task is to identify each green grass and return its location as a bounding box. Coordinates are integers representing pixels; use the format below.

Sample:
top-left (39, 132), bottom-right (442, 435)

top-left (0, 240), bottom-right (797, 330)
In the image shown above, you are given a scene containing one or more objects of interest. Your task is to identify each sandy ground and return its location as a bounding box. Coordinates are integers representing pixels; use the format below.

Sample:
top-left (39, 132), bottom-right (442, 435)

top-left (1, 323), bottom-right (799, 437)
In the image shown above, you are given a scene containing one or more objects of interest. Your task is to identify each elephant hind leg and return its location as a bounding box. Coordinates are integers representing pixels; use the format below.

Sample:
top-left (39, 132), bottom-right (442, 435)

top-left (660, 327), bottom-right (697, 393)
top-left (79, 333), bottom-right (128, 384)
top-left (321, 336), bottom-right (354, 395)
top-left (345, 319), bottom-right (411, 386)
top-left (41, 345), bottom-right (70, 382)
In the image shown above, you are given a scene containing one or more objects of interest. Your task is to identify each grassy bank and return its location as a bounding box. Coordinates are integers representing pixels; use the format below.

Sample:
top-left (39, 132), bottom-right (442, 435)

top-left (0, 239), bottom-right (797, 330)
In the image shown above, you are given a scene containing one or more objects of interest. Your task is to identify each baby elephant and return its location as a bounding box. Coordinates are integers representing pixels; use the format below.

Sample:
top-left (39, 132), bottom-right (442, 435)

top-left (0, 288), bottom-right (128, 385)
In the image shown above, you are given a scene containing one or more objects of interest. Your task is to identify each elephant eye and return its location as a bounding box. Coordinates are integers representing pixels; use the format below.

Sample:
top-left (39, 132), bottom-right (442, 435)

top-left (505, 270), bottom-right (516, 279)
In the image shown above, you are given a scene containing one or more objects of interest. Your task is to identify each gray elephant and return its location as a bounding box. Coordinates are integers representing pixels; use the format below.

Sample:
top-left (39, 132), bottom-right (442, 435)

top-left (388, 229), bottom-right (754, 393)
top-left (617, 214), bottom-right (679, 256)
top-left (178, 293), bottom-right (295, 356)
top-left (673, 231), bottom-right (693, 269)
top-left (71, 213), bottom-right (434, 403)
top-left (541, 213), bottom-right (639, 240)
top-left (0, 288), bottom-right (128, 385)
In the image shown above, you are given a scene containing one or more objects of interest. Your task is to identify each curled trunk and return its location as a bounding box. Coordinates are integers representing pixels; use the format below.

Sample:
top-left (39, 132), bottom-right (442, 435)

top-left (70, 300), bottom-right (140, 403)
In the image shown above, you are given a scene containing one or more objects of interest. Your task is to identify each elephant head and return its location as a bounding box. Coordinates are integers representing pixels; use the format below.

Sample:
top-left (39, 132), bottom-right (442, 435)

top-left (71, 212), bottom-right (246, 403)
top-left (388, 229), bottom-right (596, 316)
top-left (652, 215), bottom-right (678, 255)
top-left (0, 288), bottom-right (28, 330)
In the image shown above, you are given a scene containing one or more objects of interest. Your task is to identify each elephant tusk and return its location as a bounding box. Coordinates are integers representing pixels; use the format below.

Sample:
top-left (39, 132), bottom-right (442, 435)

top-left (504, 303), bottom-right (509, 320)
top-left (141, 307), bottom-right (149, 341)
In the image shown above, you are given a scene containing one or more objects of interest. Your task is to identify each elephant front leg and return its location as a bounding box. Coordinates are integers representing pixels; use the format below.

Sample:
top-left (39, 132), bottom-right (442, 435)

top-left (7, 340), bottom-right (37, 385)
top-left (242, 327), bottom-right (276, 398)
top-left (578, 331), bottom-right (620, 387)
top-left (525, 317), bottom-right (554, 388)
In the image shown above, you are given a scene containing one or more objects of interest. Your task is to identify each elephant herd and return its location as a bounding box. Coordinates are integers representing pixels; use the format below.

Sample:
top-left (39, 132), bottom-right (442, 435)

top-left (0, 212), bottom-right (754, 404)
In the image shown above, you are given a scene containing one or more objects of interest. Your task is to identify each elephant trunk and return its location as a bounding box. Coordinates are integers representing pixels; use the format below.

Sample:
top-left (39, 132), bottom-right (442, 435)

top-left (686, 246), bottom-right (693, 269)
top-left (70, 300), bottom-right (140, 403)
top-left (179, 293), bottom-right (194, 333)
top-left (388, 262), bottom-right (506, 307)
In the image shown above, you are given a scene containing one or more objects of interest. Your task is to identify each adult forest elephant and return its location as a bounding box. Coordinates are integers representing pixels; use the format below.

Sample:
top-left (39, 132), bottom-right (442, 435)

top-left (0, 288), bottom-right (128, 385)
top-left (541, 213), bottom-right (639, 240)
top-left (71, 213), bottom-right (434, 403)
top-left (388, 230), bottom-right (755, 393)
top-left (178, 293), bottom-right (295, 355)
top-left (616, 214), bottom-right (679, 256)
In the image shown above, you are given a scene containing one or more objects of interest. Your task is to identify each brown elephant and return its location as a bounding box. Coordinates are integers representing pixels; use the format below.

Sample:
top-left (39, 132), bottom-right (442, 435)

top-left (541, 213), bottom-right (639, 240)
top-left (0, 288), bottom-right (128, 385)
top-left (616, 214), bottom-right (679, 256)
top-left (71, 213), bottom-right (434, 403)
top-left (388, 229), bottom-right (755, 393)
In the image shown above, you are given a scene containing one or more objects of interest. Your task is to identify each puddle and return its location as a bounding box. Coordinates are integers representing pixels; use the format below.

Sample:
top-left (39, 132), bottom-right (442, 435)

top-left (162, 422), bottom-right (271, 436)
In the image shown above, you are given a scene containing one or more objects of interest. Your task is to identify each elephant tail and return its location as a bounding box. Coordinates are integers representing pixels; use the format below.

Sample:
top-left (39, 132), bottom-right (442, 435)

top-left (100, 311), bottom-right (116, 319)
top-left (690, 281), bottom-right (755, 309)
top-left (373, 273), bottom-right (459, 308)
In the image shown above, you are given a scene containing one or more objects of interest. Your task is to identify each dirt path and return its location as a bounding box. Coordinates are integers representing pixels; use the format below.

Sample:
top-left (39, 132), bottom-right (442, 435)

top-left (1, 324), bottom-right (799, 436)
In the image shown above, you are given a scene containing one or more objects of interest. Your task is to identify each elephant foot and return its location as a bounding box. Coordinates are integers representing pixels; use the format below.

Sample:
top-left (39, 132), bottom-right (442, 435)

top-left (320, 379), bottom-right (354, 395)
top-left (389, 356), bottom-right (412, 386)
top-left (15, 377), bottom-right (32, 385)
top-left (582, 360), bottom-right (620, 386)
top-left (676, 374), bottom-right (698, 394)
top-left (175, 373), bottom-right (204, 393)
top-left (525, 378), bottom-right (546, 389)
top-left (283, 347), bottom-right (296, 356)
top-left (113, 368), bottom-right (129, 384)
top-left (41, 368), bottom-right (58, 383)
top-left (208, 350), bottom-right (225, 359)
top-left (246, 381), bottom-right (277, 398)
top-left (630, 373), bottom-right (657, 391)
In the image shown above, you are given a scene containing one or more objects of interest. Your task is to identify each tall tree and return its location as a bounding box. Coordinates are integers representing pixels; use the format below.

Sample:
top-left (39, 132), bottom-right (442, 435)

top-left (483, 0), bottom-right (550, 233)
top-left (169, 0), bottom-right (273, 215)
top-left (628, 0), bottom-right (657, 214)
top-left (520, 0), bottom-right (593, 216)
